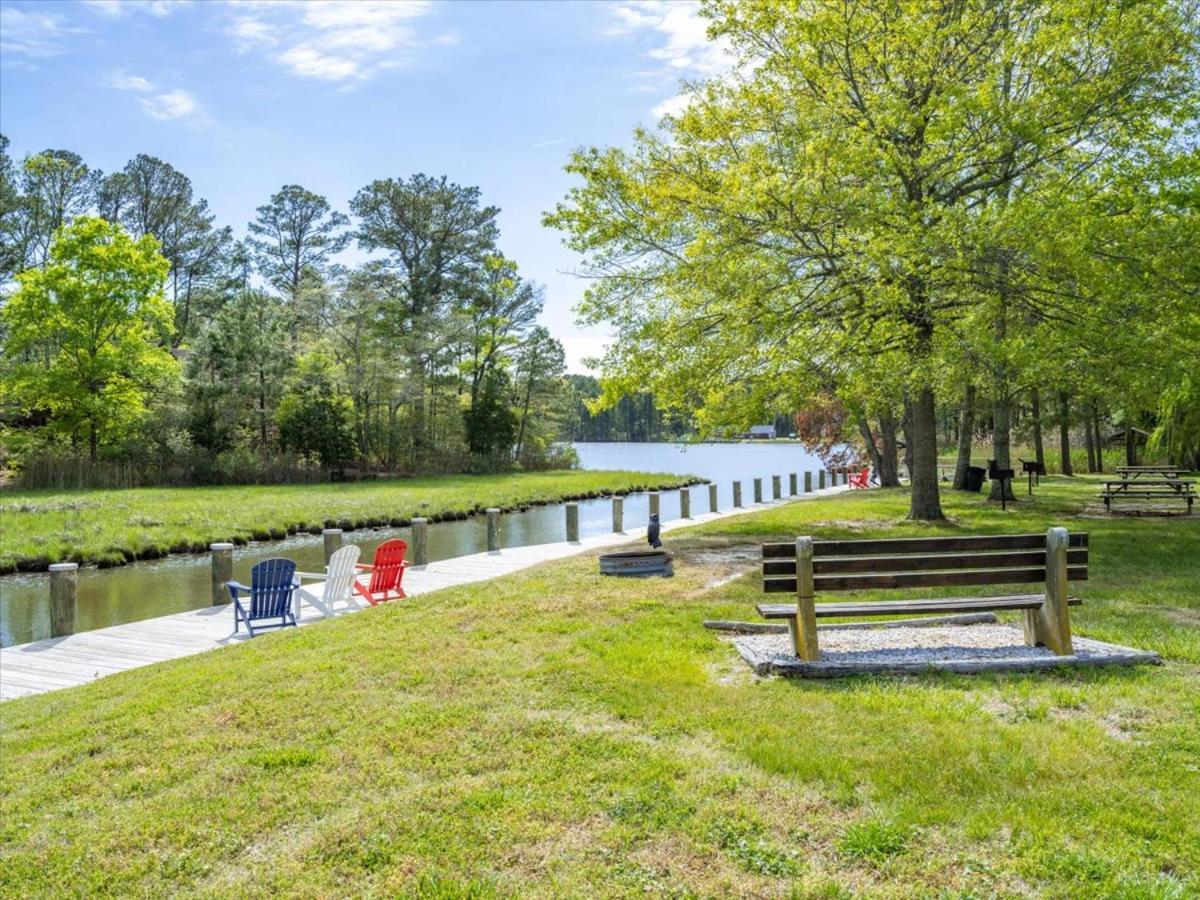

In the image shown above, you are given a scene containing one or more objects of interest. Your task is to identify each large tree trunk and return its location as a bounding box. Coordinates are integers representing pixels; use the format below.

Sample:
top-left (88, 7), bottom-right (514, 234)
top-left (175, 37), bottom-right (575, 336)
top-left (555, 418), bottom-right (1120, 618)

top-left (877, 412), bottom-right (901, 487)
top-left (855, 414), bottom-right (882, 477)
top-left (1083, 401), bottom-right (1097, 473)
top-left (1058, 392), bottom-right (1074, 475)
top-left (1031, 388), bottom-right (1045, 470)
top-left (953, 383), bottom-right (976, 490)
top-left (1092, 405), bottom-right (1105, 472)
top-left (901, 401), bottom-right (914, 482)
top-left (988, 389), bottom-right (1016, 501)
top-left (907, 387), bottom-right (944, 520)
top-left (1126, 422), bottom-right (1137, 466)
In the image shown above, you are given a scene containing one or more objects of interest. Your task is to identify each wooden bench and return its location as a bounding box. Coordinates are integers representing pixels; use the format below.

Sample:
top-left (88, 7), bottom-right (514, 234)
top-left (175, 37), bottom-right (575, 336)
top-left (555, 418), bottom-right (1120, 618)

top-left (1099, 479), bottom-right (1195, 514)
top-left (757, 529), bottom-right (1086, 661)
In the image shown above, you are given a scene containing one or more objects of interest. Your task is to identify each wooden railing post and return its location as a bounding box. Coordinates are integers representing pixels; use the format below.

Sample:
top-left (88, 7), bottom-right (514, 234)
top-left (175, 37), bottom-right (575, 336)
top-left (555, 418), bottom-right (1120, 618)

top-left (210, 543), bottom-right (233, 606)
top-left (648, 491), bottom-right (660, 518)
top-left (486, 508), bottom-right (500, 552)
top-left (771, 475), bottom-right (782, 500)
top-left (680, 487), bottom-right (691, 519)
top-left (804, 471), bottom-right (812, 493)
top-left (612, 496), bottom-right (624, 533)
top-left (733, 481), bottom-right (743, 507)
top-left (708, 482), bottom-right (718, 513)
top-left (566, 503), bottom-right (580, 542)
top-left (789, 472), bottom-right (798, 496)
top-left (1025, 527), bottom-right (1074, 655)
top-left (818, 470), bottom-right (826, 490)
top-left (753, 478), bottom-right (763, 503)
top-left (50, 562), bottom-right (78, 637)
top-left (792, 537), bottom-right (819, 661)
top-left (322, 528), bottom-right (342, 566)
top-left (411, 518), bottom-right (428, 566)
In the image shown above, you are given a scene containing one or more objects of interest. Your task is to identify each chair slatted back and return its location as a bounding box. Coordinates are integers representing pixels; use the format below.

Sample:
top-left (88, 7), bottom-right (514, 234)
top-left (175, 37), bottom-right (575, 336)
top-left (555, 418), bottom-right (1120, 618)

top-left (250, 558), bottom-right (297, 618)
top-left (762, 533), bottom-right (1088, 594)
top-left (325, 545), bottom-right (361, 605)
top-left (365, 539), bottom-right (407, 594)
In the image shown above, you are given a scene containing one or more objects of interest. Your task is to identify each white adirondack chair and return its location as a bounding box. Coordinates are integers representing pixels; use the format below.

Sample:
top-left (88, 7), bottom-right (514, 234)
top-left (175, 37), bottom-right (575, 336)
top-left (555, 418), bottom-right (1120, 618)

top-left (295, 545), bottom-right (363, 618)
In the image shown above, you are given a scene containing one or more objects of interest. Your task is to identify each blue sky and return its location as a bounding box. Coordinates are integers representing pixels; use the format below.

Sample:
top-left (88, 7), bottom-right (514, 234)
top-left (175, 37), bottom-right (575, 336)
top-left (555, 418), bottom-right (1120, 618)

top-left (0, 0), bottom-right (730, 371)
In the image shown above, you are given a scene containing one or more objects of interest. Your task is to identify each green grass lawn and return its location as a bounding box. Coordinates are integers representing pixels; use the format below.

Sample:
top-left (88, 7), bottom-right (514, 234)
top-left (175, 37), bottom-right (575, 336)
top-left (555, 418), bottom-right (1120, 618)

top-left (2, 477), bottom-right (1197, 897)
top-left (0, 470), bottom-right (693, 573)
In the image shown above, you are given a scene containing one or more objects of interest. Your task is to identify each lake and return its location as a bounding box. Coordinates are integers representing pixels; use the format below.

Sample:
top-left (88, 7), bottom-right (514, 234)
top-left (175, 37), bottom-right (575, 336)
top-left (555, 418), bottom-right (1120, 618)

top-left (0, 441), bottom-right (826, 646)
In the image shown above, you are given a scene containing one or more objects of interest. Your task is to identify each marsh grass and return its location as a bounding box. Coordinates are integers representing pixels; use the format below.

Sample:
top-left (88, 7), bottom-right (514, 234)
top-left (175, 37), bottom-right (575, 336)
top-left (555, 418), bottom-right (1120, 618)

top-left (0, 476), bottom-right (1197, 896)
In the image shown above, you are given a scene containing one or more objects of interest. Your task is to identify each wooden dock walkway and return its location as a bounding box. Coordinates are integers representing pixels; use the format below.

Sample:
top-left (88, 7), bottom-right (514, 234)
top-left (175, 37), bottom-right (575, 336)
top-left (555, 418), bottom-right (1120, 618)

top-left (1, 487), bottom-right (848, 701)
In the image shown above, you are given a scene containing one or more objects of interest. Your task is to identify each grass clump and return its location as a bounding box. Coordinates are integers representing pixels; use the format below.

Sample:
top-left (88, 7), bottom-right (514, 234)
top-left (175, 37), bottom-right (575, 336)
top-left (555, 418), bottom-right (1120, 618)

top-left (838, 819), bottom-right (910, 862)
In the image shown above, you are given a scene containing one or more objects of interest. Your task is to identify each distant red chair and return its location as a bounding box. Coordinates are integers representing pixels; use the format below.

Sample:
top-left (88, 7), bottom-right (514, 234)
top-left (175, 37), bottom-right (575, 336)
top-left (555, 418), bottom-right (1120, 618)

top-left (353, 539), bottom-right (410, 605)
top-left (849, 467), bottom-right (870, 489)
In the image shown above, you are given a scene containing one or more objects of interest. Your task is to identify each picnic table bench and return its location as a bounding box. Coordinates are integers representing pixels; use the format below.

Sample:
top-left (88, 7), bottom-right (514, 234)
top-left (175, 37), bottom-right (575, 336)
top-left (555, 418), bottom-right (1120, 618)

top-left (757, 529), bottom-right (1085, 661)
top-left (1099, 477), bottom-right (1195, 513)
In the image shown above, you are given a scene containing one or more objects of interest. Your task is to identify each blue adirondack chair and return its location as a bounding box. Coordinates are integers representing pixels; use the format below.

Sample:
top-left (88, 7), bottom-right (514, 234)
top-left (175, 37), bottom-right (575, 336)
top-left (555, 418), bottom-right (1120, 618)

top-left (227, 558), bottom-right (299, 637)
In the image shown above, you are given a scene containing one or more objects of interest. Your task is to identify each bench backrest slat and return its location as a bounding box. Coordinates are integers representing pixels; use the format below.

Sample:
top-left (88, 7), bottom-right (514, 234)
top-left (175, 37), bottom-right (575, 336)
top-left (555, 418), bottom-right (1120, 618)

top-left (762, 548), bottom-right (1088, 577)
top-left (764, 565), bottom-right (1088, 594)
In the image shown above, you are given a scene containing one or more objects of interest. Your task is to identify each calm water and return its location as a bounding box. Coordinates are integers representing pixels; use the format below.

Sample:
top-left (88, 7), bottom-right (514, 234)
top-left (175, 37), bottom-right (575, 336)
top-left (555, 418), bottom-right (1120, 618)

top-left (0, 441), bottom-right (824, 646)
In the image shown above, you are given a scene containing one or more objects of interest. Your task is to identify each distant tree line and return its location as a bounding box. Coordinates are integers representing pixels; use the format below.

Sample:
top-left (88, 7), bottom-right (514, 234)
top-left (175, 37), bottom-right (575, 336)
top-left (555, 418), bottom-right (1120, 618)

top-left (565, 375), bottom-right (692, 442)
top-left (0, 135), bottom-right (575, 486)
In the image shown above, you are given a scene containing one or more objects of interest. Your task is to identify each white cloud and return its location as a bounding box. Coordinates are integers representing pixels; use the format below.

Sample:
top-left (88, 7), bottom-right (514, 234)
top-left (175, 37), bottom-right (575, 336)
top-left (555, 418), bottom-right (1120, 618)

top-left (107, 73), bottom-right (211, 126)
top-left (83, 0), bottom-right (191, 17)
top-left (222, 0), bottom-right (448, 83)
top-left (605, 1), bottom-right (733, 118)
top-left (0, 6), bottom-right (79, 59)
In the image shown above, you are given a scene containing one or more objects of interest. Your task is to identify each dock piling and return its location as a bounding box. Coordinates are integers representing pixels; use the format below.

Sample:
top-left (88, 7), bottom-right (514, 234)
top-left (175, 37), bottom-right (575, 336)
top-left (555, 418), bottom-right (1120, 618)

top-left (486, 508), bottom-right (500, 552)
top-left (612, 496), bottom-right (624, 533)
top-left (210, 543), bottom-right (233, 606)
top-left (322, 528), bottom-right (343, 566)
top-left (772, 475), bottom-right (782, 500)
top-left (733, 480), bottom-right (743, 507)
top-left (411, 518), bottom-right (428, 566)
top-left (818, 470), bottom-right (826, 490)
top-left (50, 563), bottom-right (78, 637)
top-left (754, 478), bottom-right (763, 504)
top-left (566, 503), bottom-right (580, 542)
top-left (789, 472), bottom-right (798, 495)
top-left (680, 487), bottom-right (691, 519)
top-left (708, 482), bottom-right (718, 513)
top-left (648, 491), bottom-right (660, 518)
top-left (805, 471), bottom-right (812, 493)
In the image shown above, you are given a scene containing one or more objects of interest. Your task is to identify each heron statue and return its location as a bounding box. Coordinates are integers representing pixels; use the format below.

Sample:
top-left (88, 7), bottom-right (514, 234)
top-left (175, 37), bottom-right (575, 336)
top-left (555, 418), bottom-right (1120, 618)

top-left (647, 513), bottom-right (662, 549)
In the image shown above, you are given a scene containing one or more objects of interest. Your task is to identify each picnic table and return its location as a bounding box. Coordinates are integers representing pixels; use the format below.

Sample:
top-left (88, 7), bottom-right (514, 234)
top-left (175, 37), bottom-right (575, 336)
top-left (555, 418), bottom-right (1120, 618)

top-left (1100, 472), bottom-right (1196, 514)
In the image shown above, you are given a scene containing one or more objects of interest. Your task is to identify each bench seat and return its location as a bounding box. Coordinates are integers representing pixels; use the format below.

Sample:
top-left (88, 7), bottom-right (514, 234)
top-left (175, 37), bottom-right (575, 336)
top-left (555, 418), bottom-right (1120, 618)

top-left (758, 593), bottom-right (1081, 620)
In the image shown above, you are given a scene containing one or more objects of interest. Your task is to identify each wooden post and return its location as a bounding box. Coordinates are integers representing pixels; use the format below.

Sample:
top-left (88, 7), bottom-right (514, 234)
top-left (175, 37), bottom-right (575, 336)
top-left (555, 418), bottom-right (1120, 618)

top-left (804, 471), bottom-right (812, 493)
top-left (49, 562), bottom-right (78, 637)
top-left (789, 472), bottom-right (798, 495)
top-left (732, 480), bottom-right (743, 507)
top-left (791, 537), bottom-right (820, 661)
top-left (322, 528), bottom-right (342, 565)
top-left (818, 470), bottom-right (826, 490)
top-left (486, 508), bottom-right (500, 552)
top-left (566, 503), bottom-right (580, 542)
top-left (612, 496), bottom-right (624, 533)
top-left (753, 478), bottom-right (763, 503)
top-left (680, 487), bottom-right (691, 518)
top-left (210, 543), bottom-right (233, 606)
top-left (411, 518), bottom-right (428, 566)
top-left (708, 482), bottom-right (718, 512)
top-left (771, 475), bottom-right (781, 500)
top-left (648, 491), bottom-right (660, 518)
top-left (1024, 527), bottom-right (1074, 655)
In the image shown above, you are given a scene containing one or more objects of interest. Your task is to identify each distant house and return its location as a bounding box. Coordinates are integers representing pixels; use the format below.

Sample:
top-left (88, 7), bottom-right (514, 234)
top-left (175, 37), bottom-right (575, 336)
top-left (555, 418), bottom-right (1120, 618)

top-left (748, 424), bottom-right (776, 439)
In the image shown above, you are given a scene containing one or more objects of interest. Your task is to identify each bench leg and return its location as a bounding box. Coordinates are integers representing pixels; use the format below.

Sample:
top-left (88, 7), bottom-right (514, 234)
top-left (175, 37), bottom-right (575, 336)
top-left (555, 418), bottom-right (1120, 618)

top-left (1025, 526), bottom-right (1074, 655)
top-left (792, 537), bottom-right (820, 661)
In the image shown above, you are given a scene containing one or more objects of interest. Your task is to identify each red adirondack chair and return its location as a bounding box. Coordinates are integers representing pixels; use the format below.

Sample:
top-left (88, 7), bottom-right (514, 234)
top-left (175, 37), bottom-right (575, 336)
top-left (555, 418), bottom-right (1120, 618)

top-left (849, 467), bottom-right (870, 489)
top-left (353, 539), bottom-right (410, 605)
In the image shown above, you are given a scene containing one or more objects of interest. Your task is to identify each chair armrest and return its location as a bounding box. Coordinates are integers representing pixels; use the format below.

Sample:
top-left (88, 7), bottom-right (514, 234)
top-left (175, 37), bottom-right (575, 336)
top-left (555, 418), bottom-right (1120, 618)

top-left (355, 563), bottom-right (374, 571)
top-left (295, 571), bottom-right (327, 581)
top-left (227, 580), bottom-right (252, 593)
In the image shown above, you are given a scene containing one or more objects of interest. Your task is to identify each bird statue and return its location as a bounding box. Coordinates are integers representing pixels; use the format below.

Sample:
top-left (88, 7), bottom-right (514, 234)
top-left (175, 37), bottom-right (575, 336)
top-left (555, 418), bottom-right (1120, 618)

top-left (647, 513), bottom-right (662, 549)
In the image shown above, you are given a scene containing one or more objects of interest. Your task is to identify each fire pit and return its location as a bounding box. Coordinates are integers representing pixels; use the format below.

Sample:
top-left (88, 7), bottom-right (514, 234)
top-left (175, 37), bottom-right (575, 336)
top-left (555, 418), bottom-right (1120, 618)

top-left (599, 550), bottom-right (674, 577)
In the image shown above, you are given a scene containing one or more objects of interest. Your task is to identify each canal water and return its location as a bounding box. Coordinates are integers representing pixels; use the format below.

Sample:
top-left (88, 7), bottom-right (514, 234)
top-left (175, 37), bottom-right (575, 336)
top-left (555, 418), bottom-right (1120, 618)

top-left (0, 441), bottom-right (825, 646)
